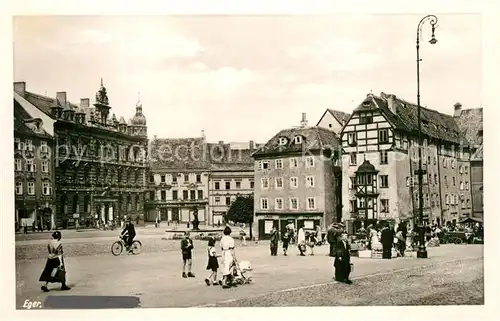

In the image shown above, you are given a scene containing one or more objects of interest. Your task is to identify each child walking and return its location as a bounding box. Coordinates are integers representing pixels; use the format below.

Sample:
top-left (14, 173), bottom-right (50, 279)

top-left (205, 238), bottom-right (222, 286)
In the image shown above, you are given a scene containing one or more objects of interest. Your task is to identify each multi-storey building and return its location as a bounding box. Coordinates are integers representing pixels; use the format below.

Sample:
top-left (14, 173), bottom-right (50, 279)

top-left (252, 114), bottom-right (342, 240)
top-left (14, 80), bottom-right (148, 228)
top-left (147, 137), bottom-right (210, 224)
top-left (316, 109), bottom-right (351, 134)
top-left (147, 137), bottom-right (260, 225)
top-left (14, 99), bottom-right (55, 230)
top-left (207, 142), bottom-right (255, 226)
top-left (454, 104), bottom-right (483, 220)
top-left (341, 92), bottom-right (474, 232)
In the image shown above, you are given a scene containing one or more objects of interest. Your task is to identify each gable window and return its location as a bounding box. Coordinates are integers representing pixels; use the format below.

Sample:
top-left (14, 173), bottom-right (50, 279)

top-left (349, 153), bottom-right (357, 166)
top-left (275, 198), bottom-right (283, 210)
top-left (359, 113), bottom-right (373, 124)
top-left (261, 178), bottom-right (269, 189)
top-left (347, 133), bottom-right (357, 146)
top-left (378, 129), bottom-right (389, 143)
top-left (40, 141), bottom-right (48, 153)
top-left (380, 150), bottom-right (388, 164)
top-left (275, 159), bottom-right (283, 169)
top-left (290, 177), bottom-right (298, 188)
top-left (262, 161), bottom-right (270, 170)
top-left (306, 176), bottom-right (315, 188)
top-left (294, 136), bottom-right (303, 144)
top-left (26, 139), bottom-right (34, 151)
top-left (307, 197), bottom-right (316, 210)
top-left (290, 158), bottom-right (299, 168)
top-left (275, 177), bottom-right (283, 189)
top-left (289, 198), bottom-right (299, 210)
top-left (279, 137), bottom-right (288, 145)
top-left (260, 198), bottom-right (269, 210)
top-left (379, 175), bottom-right (389, 188)
top-left (306, 156), bottom-right (315, 168)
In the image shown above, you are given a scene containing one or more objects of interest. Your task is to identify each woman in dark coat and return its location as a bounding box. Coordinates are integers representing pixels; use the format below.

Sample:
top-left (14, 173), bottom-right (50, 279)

top-left (39, 231), bottom-right (70, 292)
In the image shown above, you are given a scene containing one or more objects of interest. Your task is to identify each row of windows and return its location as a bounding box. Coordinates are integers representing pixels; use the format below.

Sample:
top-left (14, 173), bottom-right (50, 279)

top-left (152, 189), bottom-right (204, 201)
top-left (260, 197), bottom-right (316, 210)
top-left (14, 159), bottom-right (50, 173)
top-left (214, 181), bottom-right (254, 190)
top-left (349, 175), bottom-right (388, 188)
top-left (258, 156), bottom-right (315, 171)
top-left (14, 138), bottom-right (48, 152)
top-left (59, 194), bottom-right (141, 214)
top-left (15, 181), bottom-right (52, 195)
top-left (414, 173), bottom-right (471, 190)
top-left (346, 129), bottom-right (390, 145)
top-left (349, 199), bottom-right (390, 213)
top-left (261, 176), bottom-right (315, 189)
top-left (154, 173), bottom-right (203, 184)
top-left (349, 151), bottom-right (388, 166)
top-left (412, 193), bottom-right (472, 209)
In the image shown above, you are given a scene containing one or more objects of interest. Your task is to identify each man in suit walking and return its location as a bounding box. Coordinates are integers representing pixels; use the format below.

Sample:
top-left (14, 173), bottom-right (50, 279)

top-left (334, 232), bottom-right (352, 284)
top-left (380, 223), bottom-right (394, 259)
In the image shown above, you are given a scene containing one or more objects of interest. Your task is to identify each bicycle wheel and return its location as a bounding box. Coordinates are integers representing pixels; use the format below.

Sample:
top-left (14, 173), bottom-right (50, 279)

top-left (454, 238), bottom-right (463, 245)
top-left (131, 240), bottom-right (142, 255)
top-left (111, 241), bottom-right (123, 256)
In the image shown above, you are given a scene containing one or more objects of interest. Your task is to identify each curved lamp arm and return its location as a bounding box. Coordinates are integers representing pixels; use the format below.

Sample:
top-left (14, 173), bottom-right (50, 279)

top-left (417, 14), bottom-right (439, 45)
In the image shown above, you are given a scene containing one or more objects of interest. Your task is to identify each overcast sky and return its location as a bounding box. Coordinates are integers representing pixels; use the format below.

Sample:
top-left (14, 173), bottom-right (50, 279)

top-left (13, 14), bottom-right (481, 143)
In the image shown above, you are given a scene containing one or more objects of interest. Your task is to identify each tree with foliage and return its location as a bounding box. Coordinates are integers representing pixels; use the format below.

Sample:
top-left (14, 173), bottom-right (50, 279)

top-left (226, 195), bottom-right (254, 239)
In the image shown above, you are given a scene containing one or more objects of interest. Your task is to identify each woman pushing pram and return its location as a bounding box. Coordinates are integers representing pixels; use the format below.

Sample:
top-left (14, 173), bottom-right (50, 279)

top-left (220, 226), bottom-right (252, 288)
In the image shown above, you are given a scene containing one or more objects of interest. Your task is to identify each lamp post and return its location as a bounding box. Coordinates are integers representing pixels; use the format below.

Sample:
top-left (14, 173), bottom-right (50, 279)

top-left (416, 14), bottom-right (438, 259)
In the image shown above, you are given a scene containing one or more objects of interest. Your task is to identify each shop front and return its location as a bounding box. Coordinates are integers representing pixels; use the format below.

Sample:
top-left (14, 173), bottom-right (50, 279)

top-left (255, 213), bottom-right (324, 240)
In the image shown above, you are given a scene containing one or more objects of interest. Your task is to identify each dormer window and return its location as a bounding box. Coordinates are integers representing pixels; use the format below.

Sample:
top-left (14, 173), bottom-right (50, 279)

top-left (294, 136), bottom-right (303, 144)
top-left (279, 137), bottom-right (288, 145)
top-left (359, 112), bottom-right (373, 124)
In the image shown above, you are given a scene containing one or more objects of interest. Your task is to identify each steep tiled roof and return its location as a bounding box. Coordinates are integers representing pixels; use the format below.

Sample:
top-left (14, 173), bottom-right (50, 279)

top-left (454, 108), bottom-right (483, 148)
top-left (351, 93), bottom-right (466, 145)
top-left (14, 101), bottom-right (52, 138)
top-left (149, 137), bottom-right (209, 170)
top-left (24, 91), bottom-right (78, 117)
top-left (207, 143), bottom-right (254, 171)
top-left (252, 126), bottom-right (341, 157)
top-left (327, 109), bottom-right (351, 124)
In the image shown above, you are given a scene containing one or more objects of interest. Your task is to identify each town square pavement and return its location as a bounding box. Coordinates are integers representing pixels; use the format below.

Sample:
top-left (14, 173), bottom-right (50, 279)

top-left (15, 238), bottom-right (483, 309)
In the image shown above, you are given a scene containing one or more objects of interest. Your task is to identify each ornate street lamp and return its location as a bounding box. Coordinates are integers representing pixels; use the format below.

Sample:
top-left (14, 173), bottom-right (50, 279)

top-left (416, 14), bottom-right (438, 259)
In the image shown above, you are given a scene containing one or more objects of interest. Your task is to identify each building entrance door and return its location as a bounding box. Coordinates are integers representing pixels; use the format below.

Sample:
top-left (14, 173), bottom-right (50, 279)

top-left (172, 208), bottom-right (180, 222)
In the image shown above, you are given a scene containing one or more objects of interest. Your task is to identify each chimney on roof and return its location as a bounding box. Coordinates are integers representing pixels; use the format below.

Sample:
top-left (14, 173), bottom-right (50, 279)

top-left (56, 92), bottom-right (67, 107)
top-left (387, 94), bottom-right (397, 114)
top-left (454, 102), bottom-right (462, 117)
top-left (80, 98), bottom-right (90, 108)
top-left (14, 82), bottom-right (26, 96)
top-left (300, 113), bottom-right (308, 127)
top-left (249, 140), bottom-right (255, 150)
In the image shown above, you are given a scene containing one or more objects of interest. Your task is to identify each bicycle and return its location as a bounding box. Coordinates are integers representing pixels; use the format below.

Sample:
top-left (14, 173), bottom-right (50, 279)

top-left (111, 235), bottom-right (142, 256)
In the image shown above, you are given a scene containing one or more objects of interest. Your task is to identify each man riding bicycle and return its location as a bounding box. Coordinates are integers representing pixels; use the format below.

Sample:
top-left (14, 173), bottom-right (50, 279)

top-left (121, 218), bottom-right (136, 253)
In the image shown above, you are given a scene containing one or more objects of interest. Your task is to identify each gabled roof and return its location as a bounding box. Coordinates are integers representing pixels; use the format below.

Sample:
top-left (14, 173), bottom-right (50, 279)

top-left (454, 108), bottom-right (483, 148)
top-left (149, 137), bottom-right (209, 170)
top-left (14, 101), bottom-right (52, 138)
top-left (316, 109), bottom-right (351, 127)
top-left (252, 126), bottom-right (341, 157)
top-left (23, 91), bottom-right (78, 117)
top-left (349, 93), bottom-right (466, 145)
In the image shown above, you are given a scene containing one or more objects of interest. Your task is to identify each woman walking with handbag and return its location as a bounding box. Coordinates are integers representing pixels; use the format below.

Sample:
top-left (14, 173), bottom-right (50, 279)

top-left (39, 231), bottom-right (70, 292)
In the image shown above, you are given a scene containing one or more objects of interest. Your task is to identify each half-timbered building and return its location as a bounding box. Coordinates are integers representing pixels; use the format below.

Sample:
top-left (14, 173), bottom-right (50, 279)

top-left (252, 114), bottom-right (342, 240)
top-left (341, 92), bottom-right (474, 232)
top-left (14, 80), bottom-right (148, 228)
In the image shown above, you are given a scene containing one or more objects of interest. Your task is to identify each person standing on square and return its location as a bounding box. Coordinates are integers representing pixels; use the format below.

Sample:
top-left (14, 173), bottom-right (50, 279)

top-left (334, 232), bottom-right (352, 284)
top-left (204, 238), bottom-right (222, 286)
top-left (181, 231), bottom-right (195, 278)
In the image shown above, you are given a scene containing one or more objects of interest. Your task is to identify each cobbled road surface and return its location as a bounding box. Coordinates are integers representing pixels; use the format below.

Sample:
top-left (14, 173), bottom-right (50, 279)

top-left (15, 240), bottom-right (483, 309)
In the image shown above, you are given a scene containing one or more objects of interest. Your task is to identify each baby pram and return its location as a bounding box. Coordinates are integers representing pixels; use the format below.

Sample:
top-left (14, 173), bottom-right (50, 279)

top-left (227, 252), bottom-right (253, 286)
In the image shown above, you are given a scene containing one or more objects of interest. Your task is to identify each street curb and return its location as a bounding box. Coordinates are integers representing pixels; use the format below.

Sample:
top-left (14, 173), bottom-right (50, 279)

top-left (193, 256), bottom-right (480, 308)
